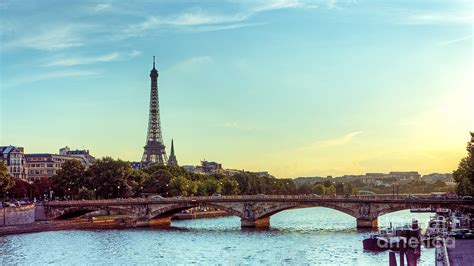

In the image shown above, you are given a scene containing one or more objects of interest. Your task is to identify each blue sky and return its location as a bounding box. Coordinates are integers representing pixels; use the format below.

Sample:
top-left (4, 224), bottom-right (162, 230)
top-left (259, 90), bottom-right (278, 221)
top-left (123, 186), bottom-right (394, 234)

top-left (1, 0), bottom-right (473, 177)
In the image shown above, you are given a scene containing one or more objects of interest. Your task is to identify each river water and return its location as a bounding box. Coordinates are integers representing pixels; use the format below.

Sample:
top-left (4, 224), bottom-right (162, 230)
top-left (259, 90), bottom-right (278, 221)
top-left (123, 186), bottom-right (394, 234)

top-left (0, 208), bottom-right (434, 265)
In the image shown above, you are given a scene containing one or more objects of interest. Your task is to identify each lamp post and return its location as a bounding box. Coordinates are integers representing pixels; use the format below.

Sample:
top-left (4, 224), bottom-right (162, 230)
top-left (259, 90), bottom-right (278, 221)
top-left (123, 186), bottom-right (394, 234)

top-left (117, 185), bottom-right (120, 198)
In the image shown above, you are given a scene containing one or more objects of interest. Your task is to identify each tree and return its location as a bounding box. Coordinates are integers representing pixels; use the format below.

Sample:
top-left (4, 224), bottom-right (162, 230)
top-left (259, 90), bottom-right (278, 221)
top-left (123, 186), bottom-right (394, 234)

top-left (345, 183), bottom-right (354, 195)
top-left (221, 177), bottom-right (240, 195)
top-left (143, 169), bottom-right (173, 195)
top-left (196, 181), bottom-right (207, 196)
top-left (335, 183), bottom-right (344, 195)
top-left (313, 183), bottom-right (325, 195)
top-left (0, 161), bottom-right (15, 201)
top-left (10, 178), bottom-right (29, 199)
top-left (202, 179), bottom-right (222, 195)
top-left (323, 179), bottom-right (334, 188)
top-left (52, 159), bottom-right (87, 199)
top-left (31, 177), bottom-right (53, 200)
top-left (232, 173), bottom-right (248, 194)
top-left (433, 180), bottom-right (446, 188)
top-left (88, 157), bottom-right (136, 199)
top-left (325, 185), bottom-right (336, 196)
top-left (169, 176), bottom-right (196, 196)
top-left (128, 169), bottom-right (149, 196)
top-left (297, 184), bottom-right (313, 195)
top-left (77, 188), bottom-right (95, 200)
top-left (453, 138), bottom-right (474, 196)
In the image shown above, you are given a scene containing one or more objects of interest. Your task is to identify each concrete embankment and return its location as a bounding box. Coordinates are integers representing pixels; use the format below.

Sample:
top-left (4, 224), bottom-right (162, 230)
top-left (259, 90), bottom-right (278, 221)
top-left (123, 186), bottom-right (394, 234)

top-left (0, 205), bottom-right (36, 226)
top-left (0, 208), bottom-right (231, 236)
top-left (0, 220), bottom-right (138, 236)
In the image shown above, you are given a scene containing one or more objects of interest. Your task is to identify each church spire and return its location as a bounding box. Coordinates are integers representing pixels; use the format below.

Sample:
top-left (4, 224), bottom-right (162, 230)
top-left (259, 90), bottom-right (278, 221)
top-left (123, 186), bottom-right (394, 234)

top-left (167, 139), bottom-right (178, 166)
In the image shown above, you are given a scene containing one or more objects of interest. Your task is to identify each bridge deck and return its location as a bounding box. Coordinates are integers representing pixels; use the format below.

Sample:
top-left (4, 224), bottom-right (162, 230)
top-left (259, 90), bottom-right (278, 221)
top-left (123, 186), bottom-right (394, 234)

top-left (44, 195), bottom-right (474, 207)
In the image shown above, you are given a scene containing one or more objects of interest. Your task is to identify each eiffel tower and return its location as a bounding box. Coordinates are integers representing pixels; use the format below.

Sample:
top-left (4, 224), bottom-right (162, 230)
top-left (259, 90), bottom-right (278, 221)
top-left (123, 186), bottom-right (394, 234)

top-left (141, 56), bottom-right (167, 166)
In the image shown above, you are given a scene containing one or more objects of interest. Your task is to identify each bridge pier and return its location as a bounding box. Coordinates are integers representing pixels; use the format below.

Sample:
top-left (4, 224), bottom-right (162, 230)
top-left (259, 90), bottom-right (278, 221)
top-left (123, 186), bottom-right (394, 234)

top-left (241, 217), bottom-right (270, 229)
top-left (356, 217), bottom-right (378, 229)
top-left (149, 217), bottom-right (171, 227)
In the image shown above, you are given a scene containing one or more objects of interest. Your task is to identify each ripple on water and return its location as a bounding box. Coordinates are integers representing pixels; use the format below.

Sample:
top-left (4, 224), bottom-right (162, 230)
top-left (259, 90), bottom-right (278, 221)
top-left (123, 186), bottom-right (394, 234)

top-left (0, 208), bottom-right (435, 265)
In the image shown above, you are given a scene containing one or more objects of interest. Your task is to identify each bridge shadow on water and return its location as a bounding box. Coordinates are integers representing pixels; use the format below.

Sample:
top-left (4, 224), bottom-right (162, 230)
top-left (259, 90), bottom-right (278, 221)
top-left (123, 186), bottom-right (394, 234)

top-left (167, 207), bottom-right (365, 235)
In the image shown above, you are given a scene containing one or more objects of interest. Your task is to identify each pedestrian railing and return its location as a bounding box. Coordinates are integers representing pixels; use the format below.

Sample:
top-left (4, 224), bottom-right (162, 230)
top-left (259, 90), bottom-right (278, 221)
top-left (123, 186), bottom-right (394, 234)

top-left (44, 194), bottom-right (471, 207)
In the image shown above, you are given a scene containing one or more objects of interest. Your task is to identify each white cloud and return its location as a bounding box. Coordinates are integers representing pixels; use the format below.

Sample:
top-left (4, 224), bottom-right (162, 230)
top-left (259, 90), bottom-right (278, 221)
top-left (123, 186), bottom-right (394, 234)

top-left (5, 25), bottom-right (88, 51)
top-left (251, 0), bottom-right (309, 12)
top-left (402, 13), bottom-right (473, 25)
top-left (166, 12), bottom-right (248, 26)
top-left (129, 50), bottom-right (141, 57)
top-left (302, 131), bottom-right (362, 150)
top-left (43, 50), bottom-right (141, 67)
top-left (93, 3), bottom-right (111, 12)
top-left (124, 11), bottom-right (251, 36)
top-left (438, 35), bottom-right (472, 46)
top-left (167, 56), bottom-right (213, 72)
top-left (124, 1), bottom-right (321, 36)
top-left (190, 22), bottom-right (266, 32)
top-left (327, 0), bottom-right (337, 9)
top-left (4, 70), bottom-right (99, 88)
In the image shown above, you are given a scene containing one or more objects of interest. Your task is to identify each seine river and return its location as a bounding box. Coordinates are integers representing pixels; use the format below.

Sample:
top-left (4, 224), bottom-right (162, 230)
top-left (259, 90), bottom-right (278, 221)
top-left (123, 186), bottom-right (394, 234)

top-left (0, 208), bottom-right (434, 265)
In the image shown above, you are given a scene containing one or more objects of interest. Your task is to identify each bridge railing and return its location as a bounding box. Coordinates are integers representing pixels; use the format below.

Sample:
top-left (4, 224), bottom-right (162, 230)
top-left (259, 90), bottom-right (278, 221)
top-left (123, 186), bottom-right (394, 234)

top-left (43, 193), bottom-right (470, 207)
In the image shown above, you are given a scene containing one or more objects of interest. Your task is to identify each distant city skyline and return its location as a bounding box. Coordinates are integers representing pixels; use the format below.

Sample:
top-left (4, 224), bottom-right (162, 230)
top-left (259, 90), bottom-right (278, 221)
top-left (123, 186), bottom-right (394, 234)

top-left (1, 1), bottom-right (473, 178)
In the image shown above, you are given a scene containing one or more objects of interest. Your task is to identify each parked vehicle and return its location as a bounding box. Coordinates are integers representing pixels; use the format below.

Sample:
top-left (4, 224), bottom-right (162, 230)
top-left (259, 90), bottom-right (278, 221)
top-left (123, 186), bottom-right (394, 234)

top-left (431, 192), bottom-right (448, 199)
top-left (211, 193), bottom-right (222, 197)
top-left (357, 190), bottom-right (376, 196)
top-left (462, 196), bottom-right (473, 201)
top-left (449, 229), bottom-right (473, 239)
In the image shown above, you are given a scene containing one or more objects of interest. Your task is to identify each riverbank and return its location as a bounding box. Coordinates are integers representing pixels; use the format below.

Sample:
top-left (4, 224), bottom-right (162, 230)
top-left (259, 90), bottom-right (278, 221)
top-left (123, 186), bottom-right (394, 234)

top-left (0, 220), bottom-right (129, 236)
top-left (0, 210), bottom-right (231, 236)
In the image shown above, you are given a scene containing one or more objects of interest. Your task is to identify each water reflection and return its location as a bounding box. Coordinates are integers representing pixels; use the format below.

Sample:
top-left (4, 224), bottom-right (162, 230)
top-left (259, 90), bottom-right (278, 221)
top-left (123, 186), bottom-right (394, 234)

top-left (0, 208), bottom-right (434, 265)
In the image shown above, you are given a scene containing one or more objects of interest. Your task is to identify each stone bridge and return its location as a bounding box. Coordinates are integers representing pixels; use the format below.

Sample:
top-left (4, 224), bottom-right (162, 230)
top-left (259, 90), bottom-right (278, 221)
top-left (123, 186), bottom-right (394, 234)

top-left (42, 195), bottom-right (474, 228)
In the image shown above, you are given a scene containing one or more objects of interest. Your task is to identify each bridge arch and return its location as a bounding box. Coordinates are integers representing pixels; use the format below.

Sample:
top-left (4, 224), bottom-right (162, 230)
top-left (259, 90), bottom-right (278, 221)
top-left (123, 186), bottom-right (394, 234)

top-left (149, 202), bottom-right (244, 220)
top-left (255, 202), bottom-right (358, 219)
top-left (376, 204), bottom-right (417, 218)
top-left (50, 206), bottom-right (133, 220)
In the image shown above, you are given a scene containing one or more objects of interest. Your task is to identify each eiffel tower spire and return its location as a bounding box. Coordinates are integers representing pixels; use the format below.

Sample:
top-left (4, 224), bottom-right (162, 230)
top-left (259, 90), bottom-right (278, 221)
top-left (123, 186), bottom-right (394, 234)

top-left (141, 56), bottom-right (167, 165)
top-left (168, 139), bottom-right (178, 166)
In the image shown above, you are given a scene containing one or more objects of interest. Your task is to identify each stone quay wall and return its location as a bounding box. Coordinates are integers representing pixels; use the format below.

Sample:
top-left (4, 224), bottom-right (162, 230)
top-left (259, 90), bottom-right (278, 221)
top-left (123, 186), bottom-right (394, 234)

top-left (0, 204), bottom-right (36, 226)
